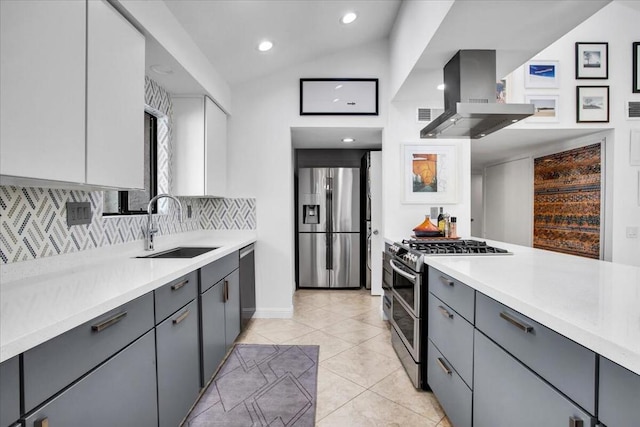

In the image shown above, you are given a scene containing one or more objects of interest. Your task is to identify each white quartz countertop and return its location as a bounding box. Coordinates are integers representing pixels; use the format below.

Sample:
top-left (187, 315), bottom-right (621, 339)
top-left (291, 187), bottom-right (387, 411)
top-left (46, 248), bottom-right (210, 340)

top-left (0, 230), bottom-right (256, 363)
top-left (418, 239), bottom-right (640, 375)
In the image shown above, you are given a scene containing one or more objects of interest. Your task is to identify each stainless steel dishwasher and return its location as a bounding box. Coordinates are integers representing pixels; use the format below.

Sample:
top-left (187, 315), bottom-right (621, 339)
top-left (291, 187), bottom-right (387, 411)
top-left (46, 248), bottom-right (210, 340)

top-left (239, 243), bottom-right (256, 330)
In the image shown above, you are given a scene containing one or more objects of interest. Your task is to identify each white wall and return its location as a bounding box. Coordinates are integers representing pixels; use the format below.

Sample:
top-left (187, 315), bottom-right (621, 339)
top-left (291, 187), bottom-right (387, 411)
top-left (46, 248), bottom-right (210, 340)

top-left (384, 100), bottom-right (471, 241)
top-left (470, 174), bottom-right (484, 237)
top-left (504, 1), bottom-right (639, 266)
top-left (484, 158), bottom-right (533, 246)
top-left (227, 41), bottom-right (389, 316)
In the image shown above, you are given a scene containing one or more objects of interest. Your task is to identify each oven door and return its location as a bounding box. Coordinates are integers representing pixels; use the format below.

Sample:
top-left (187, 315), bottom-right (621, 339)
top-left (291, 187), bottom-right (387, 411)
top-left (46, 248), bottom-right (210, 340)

top-left (390, 292), bottom-right (420, 362)
top-left (389, 258), bottom-right (421, 317)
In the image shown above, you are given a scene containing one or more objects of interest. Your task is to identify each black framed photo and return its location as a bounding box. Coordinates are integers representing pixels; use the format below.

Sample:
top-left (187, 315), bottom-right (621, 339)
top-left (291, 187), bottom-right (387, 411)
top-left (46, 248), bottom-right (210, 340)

top-left (633, 42), bottom-right (639, 93)
top-left (576, 86), bottom-right (609, 123)
top-left (575, 42), bottom-right (608, 79)
top-left (300, 78), bottom-right (378, 115)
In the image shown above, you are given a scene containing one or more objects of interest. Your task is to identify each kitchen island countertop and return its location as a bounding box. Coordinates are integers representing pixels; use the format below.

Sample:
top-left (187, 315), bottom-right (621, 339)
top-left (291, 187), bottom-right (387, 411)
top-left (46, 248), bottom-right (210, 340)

top-left (0, 230), bottom-right (256, 363)
top-left (418, 238), bottom-right (640, 375)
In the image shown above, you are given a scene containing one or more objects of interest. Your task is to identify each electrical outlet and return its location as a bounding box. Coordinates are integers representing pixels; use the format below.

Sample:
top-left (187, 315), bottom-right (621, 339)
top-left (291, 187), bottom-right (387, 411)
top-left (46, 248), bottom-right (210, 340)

top-left (66, 202), bottom-right (91, 226)
top-left (626, 226), bottom-right (638, 239)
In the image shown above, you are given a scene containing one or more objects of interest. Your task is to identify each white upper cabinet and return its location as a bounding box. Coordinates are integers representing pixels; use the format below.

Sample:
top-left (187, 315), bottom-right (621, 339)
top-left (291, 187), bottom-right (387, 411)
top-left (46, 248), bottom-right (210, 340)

top-left (1, 0), bottom-right (86, 183)
top-left (173, 96), bottom-right (227, 197)
top-left (86, 0), bottom-right (145, 189)
top-left (0, 0), bottom-right (145, 190)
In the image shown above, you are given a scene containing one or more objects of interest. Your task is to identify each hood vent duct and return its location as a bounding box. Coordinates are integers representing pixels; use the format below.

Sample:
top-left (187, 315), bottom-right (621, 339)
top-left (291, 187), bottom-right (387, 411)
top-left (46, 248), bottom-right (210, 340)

top-left (421, 50), bottom-right (534, 139)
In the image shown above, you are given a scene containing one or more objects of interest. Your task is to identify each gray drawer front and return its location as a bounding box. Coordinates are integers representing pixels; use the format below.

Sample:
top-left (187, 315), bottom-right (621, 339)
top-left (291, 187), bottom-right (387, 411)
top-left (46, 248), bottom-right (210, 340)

top-left (599, 357), bottom-right (640, 427)
top-left (156, 299), bottom-right (201, 427)
top-left (154, 270), bottom-right (198, 324)
top-left (474, 330), bottom-right (592, 427)
top-left (0, 356), bottom-right (20, 427)
top-left (201, 280), bottom-right (227, 385)
top-left (23, 292), bottom-right (154, 412)
top-left (475, 292), bottom-right (596, 414)
top-left (23, 330), bottom-right (158, 427)
top-left (428, 267), bottom-right (475, 322)
top-left (200, 252), bottom-right (239, 293)
top-left (427, 293), bottom-right (474, 387)
top-left (427, 340), bottom-right (472, 427)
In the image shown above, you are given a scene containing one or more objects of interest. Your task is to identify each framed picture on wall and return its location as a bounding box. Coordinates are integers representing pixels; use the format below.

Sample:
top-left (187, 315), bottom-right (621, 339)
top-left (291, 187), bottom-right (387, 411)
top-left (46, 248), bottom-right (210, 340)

top-left (300, 78), bottom-right (379, 115)
top-left (525, 94), bottom-right (560, 122)
top-left (524, 60), bottom-right (560, 88)
top-left (575, 42), bottom-right (608, 79)
top-left (633, 42), bottom-right (640, 93)
top-left (401, 143), bottom-right (459, 204)
top-left (576, 86), bottom-right (609, 123)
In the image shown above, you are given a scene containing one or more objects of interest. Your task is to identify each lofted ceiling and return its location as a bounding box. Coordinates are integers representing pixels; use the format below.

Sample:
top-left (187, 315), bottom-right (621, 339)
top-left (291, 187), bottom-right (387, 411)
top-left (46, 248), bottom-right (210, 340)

top-left (149, 0), bottom-right (616, 165)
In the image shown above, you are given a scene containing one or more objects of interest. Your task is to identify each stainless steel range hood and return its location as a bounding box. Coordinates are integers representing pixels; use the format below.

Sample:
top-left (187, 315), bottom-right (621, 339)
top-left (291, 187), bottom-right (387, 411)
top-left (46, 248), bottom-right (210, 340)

top-left (420, 50), bottom-right (534, 139)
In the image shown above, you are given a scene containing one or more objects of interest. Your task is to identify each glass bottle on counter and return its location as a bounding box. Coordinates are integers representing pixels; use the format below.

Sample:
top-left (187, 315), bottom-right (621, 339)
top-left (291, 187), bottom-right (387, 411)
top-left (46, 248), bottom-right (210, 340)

top-left (437, 207), bottom-right (445, 234)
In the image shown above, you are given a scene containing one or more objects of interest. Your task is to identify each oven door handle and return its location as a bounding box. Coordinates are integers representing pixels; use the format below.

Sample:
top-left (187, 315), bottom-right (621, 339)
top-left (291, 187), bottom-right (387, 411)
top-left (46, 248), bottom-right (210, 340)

top-left (389, 259), bottom-right (417, 281)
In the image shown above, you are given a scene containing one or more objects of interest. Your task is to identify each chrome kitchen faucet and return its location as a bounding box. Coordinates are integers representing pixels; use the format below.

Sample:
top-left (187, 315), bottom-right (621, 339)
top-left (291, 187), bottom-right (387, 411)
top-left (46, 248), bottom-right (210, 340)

top-left (145, 194), bottom-right (183, 251)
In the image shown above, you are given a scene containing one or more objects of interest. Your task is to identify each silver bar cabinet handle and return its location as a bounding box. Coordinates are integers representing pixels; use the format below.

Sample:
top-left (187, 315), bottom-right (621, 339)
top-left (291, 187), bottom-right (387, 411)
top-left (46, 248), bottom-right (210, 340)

top-left (91, 311), bottom-right (127, 332)
top-left (173, 309), bottom-right (190, 325)
top-left (500, 311), bottom-right (533, 333)
top-left (171, 279), bottom-right (189, 291)
top-left (436, 357), bottom-right (452, 375)
top-left (569, 416), bottom-right (584, 427)
top-left (438, 305), bottom-right (454, 319)
top-left (439, 276), bottom-right (454, 287)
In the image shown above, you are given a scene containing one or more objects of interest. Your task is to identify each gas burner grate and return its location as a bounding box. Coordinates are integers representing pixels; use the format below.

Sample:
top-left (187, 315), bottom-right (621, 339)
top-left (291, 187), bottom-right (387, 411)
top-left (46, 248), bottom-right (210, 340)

top-left (401, 239), bottom-right (510, 255)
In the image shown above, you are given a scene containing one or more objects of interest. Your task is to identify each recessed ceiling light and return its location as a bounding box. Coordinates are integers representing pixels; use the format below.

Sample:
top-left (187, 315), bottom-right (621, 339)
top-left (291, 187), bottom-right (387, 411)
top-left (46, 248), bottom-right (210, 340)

top-left (341, 12), bottom-right (357, 24)
top-left (437, 84), bottom-right (445, 90)
top-left (258, 40), bottom-right (273, 52)
top-left (335, 84), bottom-right (343, 90)
top-left (333, 98), bottom-right (340, 103)
top-left (150, 64), bottom-right (173, 75)
top-left (342, 137), bottom-right (355, 143)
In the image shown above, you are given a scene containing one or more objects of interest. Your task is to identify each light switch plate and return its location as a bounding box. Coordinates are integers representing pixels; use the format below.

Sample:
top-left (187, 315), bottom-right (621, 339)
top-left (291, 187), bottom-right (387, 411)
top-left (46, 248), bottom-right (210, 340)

top-left (66, 202), bottom-right (92, 226)
top-left (626, 226), bottom-right (638, 239)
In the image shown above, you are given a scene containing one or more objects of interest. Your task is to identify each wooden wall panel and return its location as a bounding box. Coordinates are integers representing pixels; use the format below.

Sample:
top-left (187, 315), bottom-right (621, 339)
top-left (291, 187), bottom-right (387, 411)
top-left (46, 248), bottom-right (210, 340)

top-left (533, 143), bottom-right (601, 259)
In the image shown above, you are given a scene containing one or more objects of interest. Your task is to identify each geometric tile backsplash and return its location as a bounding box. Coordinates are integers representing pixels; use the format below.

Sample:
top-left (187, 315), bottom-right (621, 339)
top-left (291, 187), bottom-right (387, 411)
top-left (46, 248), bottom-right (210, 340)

top-left (0, 185), bottom-right (256, 264)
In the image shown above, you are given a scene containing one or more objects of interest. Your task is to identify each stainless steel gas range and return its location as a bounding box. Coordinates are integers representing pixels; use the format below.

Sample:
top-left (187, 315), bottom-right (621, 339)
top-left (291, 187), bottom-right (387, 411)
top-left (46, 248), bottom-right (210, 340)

top-left (386, 239), bottom-right (511, 389)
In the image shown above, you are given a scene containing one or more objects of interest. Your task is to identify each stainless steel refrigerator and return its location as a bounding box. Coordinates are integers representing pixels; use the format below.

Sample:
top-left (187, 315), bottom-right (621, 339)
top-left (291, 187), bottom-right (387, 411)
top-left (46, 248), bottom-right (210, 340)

top-left (298, 167), bottom-right (360, 288)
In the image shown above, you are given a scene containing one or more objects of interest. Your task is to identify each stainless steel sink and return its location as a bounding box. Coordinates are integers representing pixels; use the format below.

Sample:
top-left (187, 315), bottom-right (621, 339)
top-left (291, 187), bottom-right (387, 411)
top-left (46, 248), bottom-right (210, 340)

top-left (137, 247), bottom-right (219, 259)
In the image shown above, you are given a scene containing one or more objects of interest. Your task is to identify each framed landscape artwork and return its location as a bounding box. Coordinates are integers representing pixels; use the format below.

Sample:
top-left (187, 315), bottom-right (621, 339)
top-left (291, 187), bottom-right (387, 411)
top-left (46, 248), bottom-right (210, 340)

top-left (524, 60), bottom-right (560, 88)
top-left (575, 42), bottom-right (608, 79)
top-left (576, 86), bottom-right (609, 123)
top-left (300, 78), bottom-right (378, 115)
top-left (525, 95), bottom-right (559, 122)
top-left (402, 143), bottom-right (458, 204)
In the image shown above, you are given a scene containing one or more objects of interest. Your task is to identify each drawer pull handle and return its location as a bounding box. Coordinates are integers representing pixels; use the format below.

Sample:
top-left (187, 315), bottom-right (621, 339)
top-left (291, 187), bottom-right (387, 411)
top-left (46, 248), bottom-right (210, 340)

top-left (171, 279), bottom-right (189, 291)
top-left (35, 417), bottom-right (49, 427)
top-left (173, 309), bottom-right (190, 325)
top-left (439, 276), bottom-right (454, 287)
top-left (91, 311), bottom-right (127, 332)
top-left (436, 357), bottom-right (452, 375)
top-left (569, 416), bottom-right (584, 427)
top-left (438, 305), bottom-right (453, 319)
top-left (500, 311), bottom-right (533, 333)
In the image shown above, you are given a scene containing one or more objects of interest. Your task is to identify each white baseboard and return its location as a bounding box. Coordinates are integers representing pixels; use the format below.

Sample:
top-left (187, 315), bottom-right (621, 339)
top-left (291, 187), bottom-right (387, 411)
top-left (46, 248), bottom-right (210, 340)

top-left (252, 307), bottom-right (293, 319)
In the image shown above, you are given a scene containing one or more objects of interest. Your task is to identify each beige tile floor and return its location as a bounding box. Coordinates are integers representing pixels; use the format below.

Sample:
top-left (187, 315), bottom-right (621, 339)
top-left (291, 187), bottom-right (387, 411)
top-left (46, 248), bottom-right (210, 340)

top-left (235, 288), bottom-right (452, 427)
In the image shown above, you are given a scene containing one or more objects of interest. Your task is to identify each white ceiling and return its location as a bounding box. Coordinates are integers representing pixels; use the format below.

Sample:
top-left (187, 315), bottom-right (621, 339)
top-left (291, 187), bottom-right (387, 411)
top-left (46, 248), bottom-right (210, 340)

top-left (148, 0), bottom-right (617, 165)
top-left (163, 0), bottom-right (402, 87)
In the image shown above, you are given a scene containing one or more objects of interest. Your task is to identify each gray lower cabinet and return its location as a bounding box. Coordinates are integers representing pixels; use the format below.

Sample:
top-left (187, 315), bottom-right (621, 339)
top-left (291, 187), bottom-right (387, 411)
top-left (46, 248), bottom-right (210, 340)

top-left (200, 280), bottom-right (227, 385)
top-left (599, 356), bottom-right (640, 427)
top-left (22, 292), bottom-right (155, 413)
top-left (156, 298), bottom-right (201, 427)
top-left (427, 340), bottom-right (472, 427)
top-left (239, 244), bottom-right (256, 330)
top-left (473, 330), bottom-right (593, 427)
top-left (23, 331), bottom-right (158, 427)
top-left (224, 269), bottom-right (241, 348)
top-left (0, 356), bottom-right (19, 427)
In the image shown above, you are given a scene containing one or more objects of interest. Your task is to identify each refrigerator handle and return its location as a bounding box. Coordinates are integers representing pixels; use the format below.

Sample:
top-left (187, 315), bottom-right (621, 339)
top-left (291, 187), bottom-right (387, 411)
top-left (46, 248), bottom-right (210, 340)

top-left (326, 175), bottom-right (333, 270)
